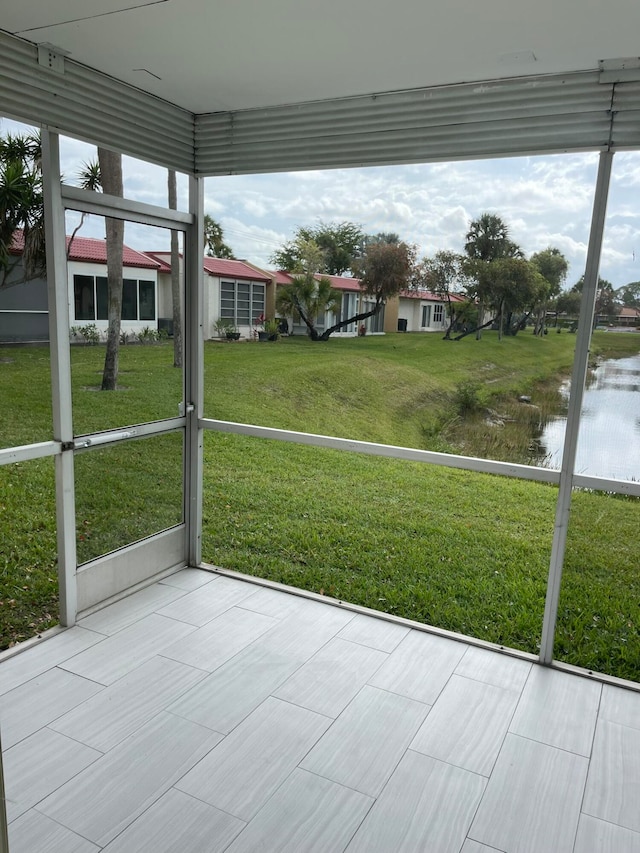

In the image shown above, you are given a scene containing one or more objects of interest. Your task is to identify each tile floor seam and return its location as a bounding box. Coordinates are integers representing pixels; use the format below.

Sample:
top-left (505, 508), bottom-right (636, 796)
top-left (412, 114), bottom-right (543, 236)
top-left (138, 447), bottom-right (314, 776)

top-left (404, 747), bottom-right (491, 782)
top-left (293, 766), bottom-right (381, 801)
top-left (578, 809), bottom-right (640, 836)
top-left (468, 675), bottom-right (530, 780)
top-left (163, 785), bottom-right (249, 828)
top-left (339, 784), bottom-right (378, 853)
top-left (52, 664), bottom-right (111, 687)
top-left (359, 680), bottom-right (437, 708)
top-left (503, 730), bottom-right (595, 759)
top-left (575, 685), bottom-right (605, 824)
top-left (155, 651), bottom-right (218, 675)
top-left (6, 731), bottom-right (104, 823)
top-left (162, 707), bottom-right (228, 739)
top-left (30, 806), bottom-right (102, 846)
top-left (40, 722), bottom-right (108, 756)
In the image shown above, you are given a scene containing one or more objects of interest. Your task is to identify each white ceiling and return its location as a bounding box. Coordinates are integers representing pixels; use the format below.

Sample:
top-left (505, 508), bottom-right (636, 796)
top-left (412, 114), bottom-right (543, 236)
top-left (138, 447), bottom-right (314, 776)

top-left (4, 0), bottom-right (640, 114)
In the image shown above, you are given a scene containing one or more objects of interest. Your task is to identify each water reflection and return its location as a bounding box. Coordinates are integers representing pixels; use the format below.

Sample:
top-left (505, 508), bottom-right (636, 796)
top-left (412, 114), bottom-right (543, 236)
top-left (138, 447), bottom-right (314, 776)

top-left (540, 353), bottom-right (640, 480)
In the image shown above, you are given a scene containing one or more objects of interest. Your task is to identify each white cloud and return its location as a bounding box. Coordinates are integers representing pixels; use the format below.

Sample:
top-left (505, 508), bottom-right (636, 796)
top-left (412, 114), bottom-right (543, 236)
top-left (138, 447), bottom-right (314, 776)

top-left (4, 116), bottom-right (640, 286)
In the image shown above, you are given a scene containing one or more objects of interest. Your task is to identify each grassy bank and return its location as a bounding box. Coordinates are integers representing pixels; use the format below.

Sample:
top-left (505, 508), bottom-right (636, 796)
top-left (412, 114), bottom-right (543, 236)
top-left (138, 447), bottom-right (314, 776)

top-left (1, 330), bottom-right (639, 679)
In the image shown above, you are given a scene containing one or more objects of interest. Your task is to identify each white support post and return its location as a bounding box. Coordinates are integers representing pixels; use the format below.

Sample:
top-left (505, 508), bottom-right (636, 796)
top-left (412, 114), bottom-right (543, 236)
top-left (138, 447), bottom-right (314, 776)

top-left (42, 130), bottom-right (78, 626)
top-left (539, 150), bottom-right (613, 664)
top-left (184, 176), bottom-right (205, 566)
top-left (0, 731), bottom-right (7, 853)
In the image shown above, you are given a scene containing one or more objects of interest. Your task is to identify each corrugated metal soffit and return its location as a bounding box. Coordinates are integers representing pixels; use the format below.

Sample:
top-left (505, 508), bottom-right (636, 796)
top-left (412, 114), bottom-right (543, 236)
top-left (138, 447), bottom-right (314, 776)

top-left (611, 80), bottom-right (640, 149)
top-left (194, 71), bottom-right (632, 175)
top-left (0, 31), bottom-right (195, 174)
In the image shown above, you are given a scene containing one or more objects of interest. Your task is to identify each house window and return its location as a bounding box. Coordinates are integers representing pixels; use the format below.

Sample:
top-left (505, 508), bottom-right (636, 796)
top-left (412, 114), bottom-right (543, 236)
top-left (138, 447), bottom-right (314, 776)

top-left (122, 279), bottom-right (138, 320)
top-left (433, 304), bottom-right (444, 324)
top-left (421, 305), bottom-right (432, 327)
top-left (73, 275), bottom-right (156, 322)
top-left (74, 275), bottom-right (95, 320)
top-left (220, 279), bottom-right (265, 325)
top-left (362, 298), bottom-right (384, 332)
top-left (139, 280), bottom-right (155, 320)
top-left (96, 277), bottom-right (108, 320)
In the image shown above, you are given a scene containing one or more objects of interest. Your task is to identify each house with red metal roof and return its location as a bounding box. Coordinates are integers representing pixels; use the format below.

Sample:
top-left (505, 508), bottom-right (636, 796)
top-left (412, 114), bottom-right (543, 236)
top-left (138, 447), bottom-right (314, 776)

top-left (147, 253), bottom-right (275, 340)
top-left (1, 231), bottom-right (162, 342)
top-left (271, 271), bottom-right (390, 336)
top-left (271, 270), bottom-right (462, 336)
top-left (397, 288), bottom-right (468, 333)
top-left (3, 231), bottom-right (466, 343)
top-left (614, 305), bottom-right (640, 327)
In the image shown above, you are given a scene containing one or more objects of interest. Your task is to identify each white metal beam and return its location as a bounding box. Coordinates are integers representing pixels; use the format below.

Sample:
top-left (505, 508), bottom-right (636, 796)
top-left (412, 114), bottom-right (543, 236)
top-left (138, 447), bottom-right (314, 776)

top-left (61, 185), bottom-right (193, 230)
top-left (539, 150), bottom-right (614, 665)
top-left (185, 176), bottom-right (205, 566)
top-left (42, 130), bottom-right (78, 626)
top-left (199, 418), bottom-right (561, 484)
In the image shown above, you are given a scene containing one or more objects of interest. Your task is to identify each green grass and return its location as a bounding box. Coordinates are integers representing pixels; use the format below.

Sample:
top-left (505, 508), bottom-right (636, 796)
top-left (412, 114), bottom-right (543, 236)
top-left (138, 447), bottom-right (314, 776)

top-left (1, 331), bottom-right (639, 679)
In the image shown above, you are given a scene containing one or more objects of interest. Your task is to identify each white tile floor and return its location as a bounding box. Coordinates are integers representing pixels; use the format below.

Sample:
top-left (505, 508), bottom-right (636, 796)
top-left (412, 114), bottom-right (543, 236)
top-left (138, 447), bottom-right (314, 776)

top-left (1, 568), bottom-right (639, 853)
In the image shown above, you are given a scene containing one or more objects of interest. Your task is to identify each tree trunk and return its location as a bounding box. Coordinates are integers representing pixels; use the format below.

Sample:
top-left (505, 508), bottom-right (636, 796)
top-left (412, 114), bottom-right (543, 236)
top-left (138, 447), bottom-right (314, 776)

top-left (318, 300), bottom-right (382, 340)
top-left (98, 149), bottom-right (124, 391)
top-left (167, 170), bottom-right (182, 368)
top-left (476, 300), bottom-right (484, 340)
top-left (453, 312), bottom-right (497, 341)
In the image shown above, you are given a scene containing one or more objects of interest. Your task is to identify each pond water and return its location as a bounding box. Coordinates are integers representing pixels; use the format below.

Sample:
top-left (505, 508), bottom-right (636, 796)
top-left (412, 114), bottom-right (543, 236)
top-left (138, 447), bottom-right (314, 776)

top-left (540, 352), bottom-right (640, 481)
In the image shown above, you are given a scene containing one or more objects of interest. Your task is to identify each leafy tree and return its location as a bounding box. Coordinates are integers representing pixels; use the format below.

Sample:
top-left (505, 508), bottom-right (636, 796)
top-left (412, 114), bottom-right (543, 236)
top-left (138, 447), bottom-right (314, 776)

top-left (463, 213), bottom-right (522, 339)
top-left (362, 231), bottom-right (401, 247)
top-left (418, 250), bottom-right (472, 339)
top-left (272, 220), bottom-right (366, 275)
top-left (204, 214), bottom-right (234, 258)
top-left (0, 132), bottom-right (45, 287)
top-left (572, 275), bottom-right (618, 322)
top-left (464, 213), bottom-right (522, 262)
top-left (555, 289), bottom-right (582, 320)
top-left (322, 239), bottom-right (418, 340)
top-left (530, 247), bottom-right (568, 335)
top-left (276, 239), bottom-right (416, 341)
top-left (620, 282), bottom-right (640, 308)
top-left (275, 237), bottom-right (340, 340)
top-left (276, 275), bottom-right (342, 340)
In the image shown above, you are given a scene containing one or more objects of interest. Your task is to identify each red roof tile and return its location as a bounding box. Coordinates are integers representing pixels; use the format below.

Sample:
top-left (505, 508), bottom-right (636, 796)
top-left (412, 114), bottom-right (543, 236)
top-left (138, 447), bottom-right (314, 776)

top-left (68, 236), bottom-right (160, 268)
top-left (618, 306), bottom-right (640, 318)
top-left (270, 270), bottom-right (295, 285)
top-left (10, 230), bottom-right (160, 269)
top-left (315, 273), bottom-right (363, 292)
top-left (271, 270), bottom-right (363, 291)
top-left (203, 257), bottom-right (271, 282)
top-left (399, 289), bottom-right (466, 302)
top-left (143, 252), bottom-right (173, 274)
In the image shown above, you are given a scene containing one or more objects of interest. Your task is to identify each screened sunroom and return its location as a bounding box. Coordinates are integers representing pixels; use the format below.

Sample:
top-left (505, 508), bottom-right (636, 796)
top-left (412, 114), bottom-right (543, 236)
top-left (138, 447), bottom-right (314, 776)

top-left (1, 3), bottom-right (640, 850)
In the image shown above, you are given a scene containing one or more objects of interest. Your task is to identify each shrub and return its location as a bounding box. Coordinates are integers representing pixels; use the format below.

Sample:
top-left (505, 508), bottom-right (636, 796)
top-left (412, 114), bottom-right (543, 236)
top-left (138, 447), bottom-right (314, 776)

top-left (136, 326), bottom-right (160, 343)
top-left (453, 380), bottom-right (482, 415)
top-left (70, 324), bottom-right (100, 344)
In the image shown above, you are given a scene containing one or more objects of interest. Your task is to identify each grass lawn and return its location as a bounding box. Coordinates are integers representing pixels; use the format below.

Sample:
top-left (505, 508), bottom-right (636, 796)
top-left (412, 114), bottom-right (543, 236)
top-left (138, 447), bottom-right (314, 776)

top-left (1, 330), bottom-right (639, 680)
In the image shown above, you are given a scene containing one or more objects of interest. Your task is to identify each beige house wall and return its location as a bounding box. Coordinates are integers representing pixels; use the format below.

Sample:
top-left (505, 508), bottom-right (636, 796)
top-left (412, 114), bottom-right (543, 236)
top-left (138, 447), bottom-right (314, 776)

top-left (384, 295), bottom-right (399, 333)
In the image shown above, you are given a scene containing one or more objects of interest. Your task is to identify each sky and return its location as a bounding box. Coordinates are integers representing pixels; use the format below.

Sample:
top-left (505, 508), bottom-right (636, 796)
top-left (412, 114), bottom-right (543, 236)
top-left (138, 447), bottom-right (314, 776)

top-left (4, 115), bottom-right (640, 290)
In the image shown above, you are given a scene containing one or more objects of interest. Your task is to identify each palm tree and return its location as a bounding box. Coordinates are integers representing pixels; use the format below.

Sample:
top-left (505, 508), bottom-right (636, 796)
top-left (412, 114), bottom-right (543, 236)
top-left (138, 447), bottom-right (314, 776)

top-left (464, 213), bottom-right (522, 338)
top-left (464, 213), bottom-right (521, 262)
top-left (276, 275), bottom-right (341, 341)
top-left (203, 214), bottom-right (234, 258)
top-left (0, 131), bottom-right (44, 287)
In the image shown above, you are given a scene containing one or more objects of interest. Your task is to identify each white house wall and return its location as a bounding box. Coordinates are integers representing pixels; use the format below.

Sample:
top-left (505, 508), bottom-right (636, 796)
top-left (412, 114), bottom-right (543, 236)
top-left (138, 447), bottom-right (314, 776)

top-left (68, 261), bottom-right (159, 336)
top-left (398, 298), bottom-right (449, 332)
